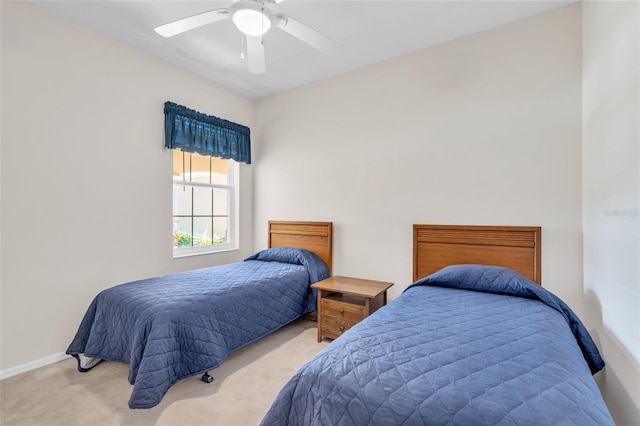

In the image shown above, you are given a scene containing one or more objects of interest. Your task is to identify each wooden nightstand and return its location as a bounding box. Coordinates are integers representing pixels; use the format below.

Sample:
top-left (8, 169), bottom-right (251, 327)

top-left (311, 276), bottom-right (393, 342)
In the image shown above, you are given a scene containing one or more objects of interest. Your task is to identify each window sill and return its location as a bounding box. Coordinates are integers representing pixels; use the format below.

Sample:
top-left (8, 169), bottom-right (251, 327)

top-left (173, 246), bottom-right (238, 259)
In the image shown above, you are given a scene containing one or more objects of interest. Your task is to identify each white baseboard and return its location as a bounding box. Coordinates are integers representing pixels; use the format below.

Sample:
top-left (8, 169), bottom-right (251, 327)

top-left (0, 352), bottom-right (69, 380)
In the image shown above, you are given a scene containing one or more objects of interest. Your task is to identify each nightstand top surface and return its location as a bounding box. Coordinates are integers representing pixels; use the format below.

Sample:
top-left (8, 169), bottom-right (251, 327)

top-left (311, 275), bottom-right (393, 298)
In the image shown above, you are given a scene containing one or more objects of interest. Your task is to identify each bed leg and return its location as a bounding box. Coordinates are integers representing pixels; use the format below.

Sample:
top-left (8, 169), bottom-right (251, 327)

top-left (201, 372), bottom-right (213, 383)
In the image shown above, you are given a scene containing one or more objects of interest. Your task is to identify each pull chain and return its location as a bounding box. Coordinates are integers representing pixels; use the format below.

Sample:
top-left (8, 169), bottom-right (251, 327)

top-left (241, 33), bottom-right (246, 61)
top-left (261, 6), bottom-right (265, 45)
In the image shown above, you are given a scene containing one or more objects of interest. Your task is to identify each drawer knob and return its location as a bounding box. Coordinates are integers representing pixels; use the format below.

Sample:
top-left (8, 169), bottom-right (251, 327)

top-left (339, 308), bottom-right (344, 314)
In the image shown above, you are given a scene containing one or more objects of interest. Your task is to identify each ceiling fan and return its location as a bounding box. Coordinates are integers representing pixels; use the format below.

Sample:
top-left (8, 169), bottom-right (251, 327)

top-left (154, 0), bottom-right (340, 74)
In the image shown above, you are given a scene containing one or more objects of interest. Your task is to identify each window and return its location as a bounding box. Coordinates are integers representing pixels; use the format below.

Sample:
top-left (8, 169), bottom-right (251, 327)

top-left (172, 150), bottom-right (238, 257)
top-left (163, 101), bottom-right (249, 257)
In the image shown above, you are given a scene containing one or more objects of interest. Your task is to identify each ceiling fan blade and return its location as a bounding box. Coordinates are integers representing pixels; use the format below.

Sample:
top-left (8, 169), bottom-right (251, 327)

top-left (246, 35), bottom-right (266, 74)
top-left (274, 13), bottom-right (340, 54)
top-left (155, 9), bottom-right (230, 38)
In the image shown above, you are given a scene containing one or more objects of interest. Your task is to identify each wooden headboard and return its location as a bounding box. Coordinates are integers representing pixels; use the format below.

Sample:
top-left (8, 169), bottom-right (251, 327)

top-left (268, 221), bottom-right (333, 274)
top-left (413, 224), bottom-right (541, 284)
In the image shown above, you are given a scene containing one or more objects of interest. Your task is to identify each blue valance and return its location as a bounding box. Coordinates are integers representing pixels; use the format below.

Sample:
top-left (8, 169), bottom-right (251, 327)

top-left (164, 101), bottom-right (251, 164)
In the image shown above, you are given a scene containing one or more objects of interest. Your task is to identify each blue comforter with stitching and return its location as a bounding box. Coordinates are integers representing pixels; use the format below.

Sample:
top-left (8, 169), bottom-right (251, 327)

top-left (67, 247), bottom-right (328, 409)
top-left (261, 265), bottom-right (613, 425)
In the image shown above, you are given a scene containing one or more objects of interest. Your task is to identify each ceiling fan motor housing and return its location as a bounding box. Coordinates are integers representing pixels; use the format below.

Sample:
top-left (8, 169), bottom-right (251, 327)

top-left (230, 1), bottom-right (274, 36)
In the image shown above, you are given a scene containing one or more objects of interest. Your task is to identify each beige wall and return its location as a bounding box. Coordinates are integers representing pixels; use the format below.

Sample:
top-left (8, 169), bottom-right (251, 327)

top-left (2, 1), bottom-right (639, 422)
top-left (254, 4), bottom-right (583, 306)
top-left (0, 1), bottom-right (254, 372)
top-left (583, 1), bottom-right (640, 423)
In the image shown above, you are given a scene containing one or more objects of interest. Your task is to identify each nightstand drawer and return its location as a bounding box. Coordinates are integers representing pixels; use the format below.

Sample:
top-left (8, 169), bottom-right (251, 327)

top-left (321, 296), bottom-right (366, 323)
top-left (320, 315), bottom-right (357, 339)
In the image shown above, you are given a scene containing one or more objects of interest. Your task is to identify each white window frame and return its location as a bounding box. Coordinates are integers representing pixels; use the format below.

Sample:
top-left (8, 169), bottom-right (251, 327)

top-left (172, 155), bottom-right (239, 258)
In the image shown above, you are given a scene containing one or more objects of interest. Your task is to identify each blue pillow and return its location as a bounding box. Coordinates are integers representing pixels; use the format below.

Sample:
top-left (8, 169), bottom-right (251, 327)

top-left (247, 246), bottom-right (306, 265)
top-left (413, 264), bottom-right (539, 297)
top-left (245, 246), bottom-right (329, 283)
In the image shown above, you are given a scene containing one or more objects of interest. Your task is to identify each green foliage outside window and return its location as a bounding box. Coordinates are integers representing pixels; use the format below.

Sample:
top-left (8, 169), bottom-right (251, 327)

top-left (173, 229), bottom-right (224, 248)
top-left (173, 230), bottom-right (192, 247)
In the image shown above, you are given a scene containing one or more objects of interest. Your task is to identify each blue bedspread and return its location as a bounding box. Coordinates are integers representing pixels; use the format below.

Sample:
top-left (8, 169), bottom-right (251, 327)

top-left (67, 247), bottom-right (328, 409)
top-left (261, 265), bottom-right (613, 425)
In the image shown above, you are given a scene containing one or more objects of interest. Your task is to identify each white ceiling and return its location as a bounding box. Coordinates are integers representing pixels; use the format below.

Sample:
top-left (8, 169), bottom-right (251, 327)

top-left (32, 0), bottom-right (575, 100)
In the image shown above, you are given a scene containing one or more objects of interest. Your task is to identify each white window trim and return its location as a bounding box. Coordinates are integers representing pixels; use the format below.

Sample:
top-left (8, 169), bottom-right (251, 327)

top-left (172, 158), bottom-right (239, 258)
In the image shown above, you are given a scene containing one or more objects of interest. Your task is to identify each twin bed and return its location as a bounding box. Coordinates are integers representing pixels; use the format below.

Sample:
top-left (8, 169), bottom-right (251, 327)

top-left (67, 221), bottom-right (333, 409)
top-left (68, 222), bottom-right (613, 424)
top-left (260, 225), bottom-right (613, 425)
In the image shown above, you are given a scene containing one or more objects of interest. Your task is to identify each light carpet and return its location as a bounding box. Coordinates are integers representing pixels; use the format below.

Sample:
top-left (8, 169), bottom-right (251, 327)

top-left (1, 316), bottom-right (328, 426)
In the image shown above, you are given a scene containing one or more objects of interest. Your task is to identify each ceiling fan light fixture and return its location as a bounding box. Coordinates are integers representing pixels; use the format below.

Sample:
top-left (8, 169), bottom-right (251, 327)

top-left (232, 4), bottom-right (272, 37)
